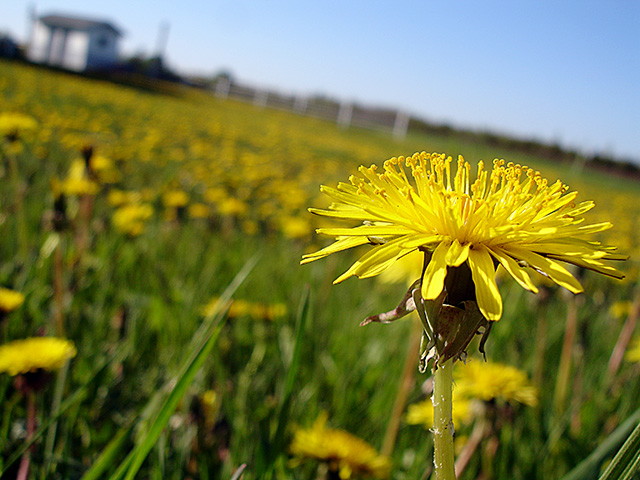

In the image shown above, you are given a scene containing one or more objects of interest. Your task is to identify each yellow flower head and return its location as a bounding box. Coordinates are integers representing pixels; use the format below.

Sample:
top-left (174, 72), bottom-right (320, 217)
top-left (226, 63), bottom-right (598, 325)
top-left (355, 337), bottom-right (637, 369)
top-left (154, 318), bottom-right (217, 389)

top-left (0, 112), bottom-right (38, 140)
top-left (0, 288), bottom-right (25, 313)
top-left (378, 250), bottom-right (424, 286)
top-left (188, 202), bottom-right (210, 219)
top-left (280, 215), bottom-right (311, 240)
top-left (302, 152), bottom-right (626, 321)
top-left (0, 337), bottom-right (76, 376)
top-left (454, 361), bottom-right (538, 407)
top-left (610, 301), bottom-right (633, 320)
top-left (406, 394), bottom-right (474, 429)
top-left (108, 189), bottom-right (143, 207)
top-left (200, 389), bottom-right (221, 427)
top-left (200, 296), bottom-right (288, 321)
top-left (52, 159), bottom-right (100, 197)
top-left (52, 177), bottom-right (100, 197)
top-left (625, 336), bottom-right (640, 364)
top-left (163, 190), bottom-right (189, 208)
top-left (290, 413), bottom-right (391, 479)
top-left (91, 155), bottom-right (121, 183)
top-left (112, 203), bottom-right (154, 236)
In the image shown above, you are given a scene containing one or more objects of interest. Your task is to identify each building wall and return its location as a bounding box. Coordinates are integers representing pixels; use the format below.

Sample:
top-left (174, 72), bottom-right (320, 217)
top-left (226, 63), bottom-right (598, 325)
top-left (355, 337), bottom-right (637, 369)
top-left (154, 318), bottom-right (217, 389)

top-left (27, 20), bottom-right (51, 63)
top-left (27, 21), bottom-right (120, 71)
top-left (61, 30), bottom-right (89, 71)
top-left (86, 27), bottom-right (119, 70)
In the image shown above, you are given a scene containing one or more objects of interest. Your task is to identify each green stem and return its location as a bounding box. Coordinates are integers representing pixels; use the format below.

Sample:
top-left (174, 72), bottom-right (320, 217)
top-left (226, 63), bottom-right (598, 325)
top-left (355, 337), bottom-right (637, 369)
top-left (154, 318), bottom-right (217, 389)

top-left (433, 358), bottom-right (456, 480)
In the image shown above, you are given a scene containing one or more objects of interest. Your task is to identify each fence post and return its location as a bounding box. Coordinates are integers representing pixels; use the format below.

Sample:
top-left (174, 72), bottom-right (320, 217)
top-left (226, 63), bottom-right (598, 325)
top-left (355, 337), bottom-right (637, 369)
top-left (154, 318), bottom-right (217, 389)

top-left (254, 89), bottom-right (268, 107)
top-left (337, 102), bottom-right (353, 129)
top-left (393, 110), bottom-right (410, 139)
top-left (294, 96), bottom-right (308, 115)
top-left (215, 78), bottom-right (230, 99)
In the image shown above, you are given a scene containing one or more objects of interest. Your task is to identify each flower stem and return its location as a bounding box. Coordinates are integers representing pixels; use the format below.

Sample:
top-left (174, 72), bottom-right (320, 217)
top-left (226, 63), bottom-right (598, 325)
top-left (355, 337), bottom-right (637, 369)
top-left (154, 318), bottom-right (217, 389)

top-left (17, 391), bottom-right (36, 480)
top-left (433, 358), bottom-right (456, 480)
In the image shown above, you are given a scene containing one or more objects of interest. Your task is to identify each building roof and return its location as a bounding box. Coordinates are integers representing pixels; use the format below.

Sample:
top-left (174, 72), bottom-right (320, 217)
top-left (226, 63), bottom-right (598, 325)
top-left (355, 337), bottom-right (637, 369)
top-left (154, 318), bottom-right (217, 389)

top-left (39, 14), bottom-right (123, 37)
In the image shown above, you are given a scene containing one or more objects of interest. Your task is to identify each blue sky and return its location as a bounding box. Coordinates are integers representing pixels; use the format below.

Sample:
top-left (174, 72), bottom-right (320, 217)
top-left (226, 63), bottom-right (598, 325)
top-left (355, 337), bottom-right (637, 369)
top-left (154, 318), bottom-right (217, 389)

top-left (3, 1), bottom-right (639, 163)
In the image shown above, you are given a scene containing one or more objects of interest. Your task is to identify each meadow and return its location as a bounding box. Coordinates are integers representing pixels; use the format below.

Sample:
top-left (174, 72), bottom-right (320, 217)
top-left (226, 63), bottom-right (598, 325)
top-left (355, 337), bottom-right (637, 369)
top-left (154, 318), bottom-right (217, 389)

top-left (0, 58), bottom-right (639, 479)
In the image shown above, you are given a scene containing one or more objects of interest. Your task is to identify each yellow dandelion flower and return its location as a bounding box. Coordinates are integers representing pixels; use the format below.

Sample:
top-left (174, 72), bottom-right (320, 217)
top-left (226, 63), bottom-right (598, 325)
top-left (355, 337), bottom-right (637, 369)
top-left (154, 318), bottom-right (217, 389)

top-left (217, 197), bottom-right (248, 216)
top-left (265, 302), bottom-right (288, 321)
top-left (454, 361), bottom-right (538, 407)
top-left (91, 155), bottom-right (121, 183)
top-left (0, 337), bottom-right (76, 376)
top-left (302, 151), bottom-right (626, 321)
top-left (52, 159), bottom-right (100, 197)
top-left (406, 394), bottom-right (474, 428)
top-left (112, 203), bottom-right (154, 236)
top-left (378, 250), bottom-right (423, 286)
top-left (280, 215), bottom-right (311, 239)
top-left (53, 177), bottom-right (100, 197)
top-left (610, 300), bottom-right (632, 319)
top-left (108, 189), bottom-right (143, 207)
top-left (163, 190), bottom-right (189, 208)
top-left (0, 287), bottom-right (25, 312)
top-left (290, 413), bottom-right (391, 479)
top-left (201, 389), bottom-right (221, 427)
top-left (188, 202), bottom-right (210, 219)
top-left (200, 297), bottom-right (249, 318)
top-left (0, 112), bottom-right (38, 139)
top-left (625, 337), bottom-right (640, 363)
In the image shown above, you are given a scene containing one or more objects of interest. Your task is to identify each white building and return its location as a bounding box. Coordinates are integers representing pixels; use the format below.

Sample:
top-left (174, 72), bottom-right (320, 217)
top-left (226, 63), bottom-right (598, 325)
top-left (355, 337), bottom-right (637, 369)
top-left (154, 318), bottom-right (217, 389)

top-left (28, 14), bottom-right (122, 71)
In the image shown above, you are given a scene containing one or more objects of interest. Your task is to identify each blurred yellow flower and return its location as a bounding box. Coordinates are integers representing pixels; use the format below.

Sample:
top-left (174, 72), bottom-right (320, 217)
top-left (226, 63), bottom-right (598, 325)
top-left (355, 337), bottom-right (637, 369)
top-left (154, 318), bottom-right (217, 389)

top-left (108, 189), bottom-right (145, 207)
top-left (290, 413), bottom-right (391, 479)
top-left (163, 189), bottom-right (189, 208)
top-left (52, 159), bottom-right (100, 197)
top-left (378, 250), bottom-right (423, 286)
top-left (454, 361), bottom-right (538, 407)
top-left (303, 152), bottom-right (626, 321)
top-left (52, 177), bottom-right (100, 197)
top-left (90, 154), bottom-right (121, 183)
top-left (0, 287), bottom-right (25, 313)
top-left (610, 301), bottom-right (632, 320)
top-left (217, 197), bottom-right (248, 216)
top-left (201, 389), bottom-right (221, 428)
top-left (112, 203), bottom-right (154, 236)
top-left (200, 296), bottom-right (287, 321)
top-left (0, 112), bottom-right (38, 139)
top-left (406, 394), bottom-right (473, 429)
top-left (188, 202), bottom-right (210, 219)
top-left (0, 337), bottom-right (76, 375)
top-left (280, 215), bottom-right (311, 240)
top-left (625, 337), bottom-right (640, 363)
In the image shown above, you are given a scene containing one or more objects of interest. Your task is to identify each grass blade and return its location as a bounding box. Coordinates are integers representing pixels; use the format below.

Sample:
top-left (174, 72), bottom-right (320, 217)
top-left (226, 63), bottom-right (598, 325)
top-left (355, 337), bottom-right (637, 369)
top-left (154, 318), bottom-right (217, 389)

top-left (120, 321), bottom-right (225, 480)
top-left (598, 416), bottom-right (640, 480)
top-left (262, 285), bottom-right (311, 476)
top-left (104, 256), bottom-right (259, 480)
top-left (560, 407), bottom-right (640, 480)
top-left (80, 422), bottom-right (135, 480)
top-left (40, 360), bottom-right (69, 478)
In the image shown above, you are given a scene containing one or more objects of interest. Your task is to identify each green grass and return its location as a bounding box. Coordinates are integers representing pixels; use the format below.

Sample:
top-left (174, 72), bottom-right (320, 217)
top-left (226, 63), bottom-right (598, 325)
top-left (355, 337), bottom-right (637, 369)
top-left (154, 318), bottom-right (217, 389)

top-left (0, 58), bottom-right (639, 479)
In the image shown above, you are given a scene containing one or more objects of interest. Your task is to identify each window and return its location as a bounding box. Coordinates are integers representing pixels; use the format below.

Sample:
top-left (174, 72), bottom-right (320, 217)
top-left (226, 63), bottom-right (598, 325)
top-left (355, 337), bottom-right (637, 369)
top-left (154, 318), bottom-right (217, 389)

top-left (97, 35), bottom-right (109, 48)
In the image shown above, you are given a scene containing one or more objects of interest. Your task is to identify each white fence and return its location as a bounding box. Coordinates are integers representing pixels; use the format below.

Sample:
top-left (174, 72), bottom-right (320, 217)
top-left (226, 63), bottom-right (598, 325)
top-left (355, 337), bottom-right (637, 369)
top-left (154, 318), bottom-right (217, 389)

top-left (213, 77), bottom-right (410, 139)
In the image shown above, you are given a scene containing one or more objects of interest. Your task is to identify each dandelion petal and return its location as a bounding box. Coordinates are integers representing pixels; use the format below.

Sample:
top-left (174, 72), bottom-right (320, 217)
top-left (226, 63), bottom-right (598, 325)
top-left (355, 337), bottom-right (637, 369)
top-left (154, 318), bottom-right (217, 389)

top-left (422, 240), bottom-right (449, 300)
top-left (468, 246), bottom-right (502, 321)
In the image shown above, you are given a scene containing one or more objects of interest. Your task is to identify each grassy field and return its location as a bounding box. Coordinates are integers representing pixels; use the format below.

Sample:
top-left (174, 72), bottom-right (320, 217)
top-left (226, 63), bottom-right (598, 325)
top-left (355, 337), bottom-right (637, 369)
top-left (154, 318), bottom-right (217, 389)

top-left (0, 58), bottom-right (639, 480)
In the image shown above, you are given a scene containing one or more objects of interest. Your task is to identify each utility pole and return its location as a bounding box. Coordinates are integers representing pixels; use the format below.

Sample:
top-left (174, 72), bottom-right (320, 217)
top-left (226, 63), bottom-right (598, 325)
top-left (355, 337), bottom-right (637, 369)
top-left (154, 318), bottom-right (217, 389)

top-left (155, 21), bottom-right (170, 59)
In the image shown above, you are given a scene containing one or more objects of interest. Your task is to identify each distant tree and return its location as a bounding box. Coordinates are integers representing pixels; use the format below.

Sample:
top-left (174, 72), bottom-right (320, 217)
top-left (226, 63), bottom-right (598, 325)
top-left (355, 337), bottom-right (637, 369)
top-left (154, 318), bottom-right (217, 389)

top-left (0, 34), bottom-right (23, 59)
